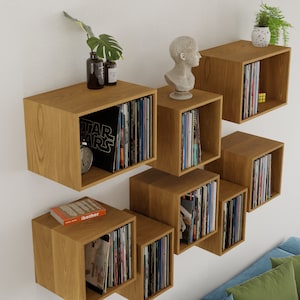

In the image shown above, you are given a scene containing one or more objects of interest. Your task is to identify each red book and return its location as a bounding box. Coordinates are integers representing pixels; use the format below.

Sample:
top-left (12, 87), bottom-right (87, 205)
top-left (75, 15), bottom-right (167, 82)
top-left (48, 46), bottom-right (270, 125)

top-left (50, 197), bottom-right (106, 225)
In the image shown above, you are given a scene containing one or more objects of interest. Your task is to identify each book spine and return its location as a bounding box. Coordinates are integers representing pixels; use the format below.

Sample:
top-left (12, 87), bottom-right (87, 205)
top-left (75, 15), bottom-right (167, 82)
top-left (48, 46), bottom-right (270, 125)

top-left (50, 207), bottom-right (106, 225)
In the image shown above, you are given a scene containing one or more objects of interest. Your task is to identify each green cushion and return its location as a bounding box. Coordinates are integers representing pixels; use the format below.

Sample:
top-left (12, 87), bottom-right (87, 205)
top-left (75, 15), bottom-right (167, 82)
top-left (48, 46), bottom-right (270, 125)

top-left (271, 254), bottom-right (300, 297)
top-left (226, 261), bottom-right (298, 300)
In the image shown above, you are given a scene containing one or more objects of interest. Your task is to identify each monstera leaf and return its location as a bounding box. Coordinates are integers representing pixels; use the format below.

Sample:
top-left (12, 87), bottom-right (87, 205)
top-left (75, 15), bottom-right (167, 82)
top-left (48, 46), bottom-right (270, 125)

top-left (63, 11), bottom-right (123, 60)
top-left (87, 34), bottom-right (123, 61)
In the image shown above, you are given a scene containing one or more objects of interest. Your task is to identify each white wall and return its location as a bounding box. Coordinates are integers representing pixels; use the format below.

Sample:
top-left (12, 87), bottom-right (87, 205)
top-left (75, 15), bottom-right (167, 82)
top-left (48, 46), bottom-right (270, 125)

top-left (0, 0), bottom-right (299, 299)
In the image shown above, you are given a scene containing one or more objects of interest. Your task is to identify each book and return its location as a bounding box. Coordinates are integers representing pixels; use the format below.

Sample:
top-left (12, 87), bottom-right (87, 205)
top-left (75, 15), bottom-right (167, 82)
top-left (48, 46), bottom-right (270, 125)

top-left (50, 197), bottom-right (106, 225)
top-left (208, 180), bottom-right (217, 233)
top-left (181, 193), bottom-right (195, 243)
top-left (80, 106), bottom-right (120, 172)
top-left (242, 61), bottom-right (260, 119)
top-left (85, 234), bottom-right (110, 295)
top-left (193, 108), bottom-right (202, 166)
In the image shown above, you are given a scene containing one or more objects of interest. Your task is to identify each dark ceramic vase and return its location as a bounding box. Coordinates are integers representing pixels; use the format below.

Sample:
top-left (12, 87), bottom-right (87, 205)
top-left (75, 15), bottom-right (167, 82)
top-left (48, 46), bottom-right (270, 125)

top-left (86, 52), bottom-right (104, 89)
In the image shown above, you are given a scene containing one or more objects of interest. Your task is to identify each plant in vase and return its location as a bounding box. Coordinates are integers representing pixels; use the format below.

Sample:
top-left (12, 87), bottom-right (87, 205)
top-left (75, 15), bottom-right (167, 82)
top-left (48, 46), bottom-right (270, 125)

top-left (63, 11), bottom-right (123, 89)
top-left (252, 3), bottom-right (292, 47)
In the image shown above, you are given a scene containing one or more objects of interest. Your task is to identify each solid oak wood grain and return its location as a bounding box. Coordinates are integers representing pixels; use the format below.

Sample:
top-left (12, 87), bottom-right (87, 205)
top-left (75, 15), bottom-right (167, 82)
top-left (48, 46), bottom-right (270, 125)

top-left (130, 168), bottom-right (220, 254)
top-left (193, 40), bottom-right (290, 123)
top-left (151, 85), bottom-right (222, 176)
top-left (198, 179), bottom-right (248, 255)
top-left (24, 81), bottom-right (157, 190)
top-left (119, 210), bottom-right (174, 300)
top-left (32, 200), bottom-right (136, 300)
top-left (205, 131), bottom-right (284, 212)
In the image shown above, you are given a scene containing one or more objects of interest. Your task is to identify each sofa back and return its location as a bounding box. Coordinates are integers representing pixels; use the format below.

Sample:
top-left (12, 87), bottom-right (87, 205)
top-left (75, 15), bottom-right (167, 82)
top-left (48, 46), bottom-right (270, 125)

top-left (202, 237), bottom-right (300, 300)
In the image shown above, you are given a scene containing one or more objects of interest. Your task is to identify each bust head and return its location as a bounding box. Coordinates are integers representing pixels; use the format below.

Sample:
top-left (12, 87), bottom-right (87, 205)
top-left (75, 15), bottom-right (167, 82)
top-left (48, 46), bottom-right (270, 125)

top-left (165, 36), bottom-right (200, 99)
top-left (169, 36), bottom-right (200, 68)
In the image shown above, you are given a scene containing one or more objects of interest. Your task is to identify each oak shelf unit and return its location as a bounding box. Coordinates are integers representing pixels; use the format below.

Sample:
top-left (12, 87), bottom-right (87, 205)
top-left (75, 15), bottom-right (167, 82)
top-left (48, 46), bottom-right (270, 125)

top-left (199, 179), bottom-right (248, 255)
top-left (205, 131), bottom-right (284, 212)
top-left (193, 40), bottom-right (290, 123)
top-left (129, 167), bottom-right (219, 255)
top-left (24, 81), bottom-right (157, 191)
top-left (32, 201), bottom-right (136, 300)
top-left (119, 210), bottom-right (174, 300)
top-left (151, 85), bottom-right (222, 177)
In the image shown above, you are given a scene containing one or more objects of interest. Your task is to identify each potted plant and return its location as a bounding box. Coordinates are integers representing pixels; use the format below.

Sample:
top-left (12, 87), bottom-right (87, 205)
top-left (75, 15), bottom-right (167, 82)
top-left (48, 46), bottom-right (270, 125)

top-left (63, 11), bottom-right (123, 89)
top-left (252, 3), bottom-right (292, 47)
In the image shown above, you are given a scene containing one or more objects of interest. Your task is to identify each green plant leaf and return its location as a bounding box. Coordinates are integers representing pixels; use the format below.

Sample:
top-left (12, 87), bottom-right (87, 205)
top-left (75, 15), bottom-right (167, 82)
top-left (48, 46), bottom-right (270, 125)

top-left (254, 3), bottom-right (292, 46)
top-left (86, 37), bottom-right (99, 52)
top-left (63, 11), bottom-right (94, 38)
top-left (63, 12), bottom-right (123, 58)
top-left (88, 34), bottom-right (123, 60)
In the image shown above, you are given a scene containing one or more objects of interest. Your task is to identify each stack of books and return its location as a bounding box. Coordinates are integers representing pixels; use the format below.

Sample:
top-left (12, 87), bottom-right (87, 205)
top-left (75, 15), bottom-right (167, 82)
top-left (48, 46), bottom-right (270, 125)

top-left (144, 235), bottom-right (170, 299)
top-left (181, 109), bottom-right (202, 170)
top-left (242, 61), bottom-right (260, 119)
top-left (252, 153), bottom-right (272, 209)
top-left (80, 95), bottom-right (153, 173)
top-left (85, 223), bottom-right (132, 295)
top-left (180, 180), bottom-right (217, 244)
top-left (222, 195), bottom-right (244, 251)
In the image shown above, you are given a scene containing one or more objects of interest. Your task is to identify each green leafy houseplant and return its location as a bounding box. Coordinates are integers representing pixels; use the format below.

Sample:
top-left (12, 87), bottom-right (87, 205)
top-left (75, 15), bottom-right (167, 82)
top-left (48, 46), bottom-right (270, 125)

top-left (255, 3), bottom-right (292, 46)
top-left (63, 11), bottom-right (123, 61)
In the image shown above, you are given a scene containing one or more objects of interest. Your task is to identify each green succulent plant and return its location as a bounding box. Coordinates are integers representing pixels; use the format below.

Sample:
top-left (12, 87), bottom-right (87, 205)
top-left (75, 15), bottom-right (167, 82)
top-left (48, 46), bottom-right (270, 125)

top-left (255, 3), bottom-right (292, 46)
top-left (63, 11), bottom-right (123, 61)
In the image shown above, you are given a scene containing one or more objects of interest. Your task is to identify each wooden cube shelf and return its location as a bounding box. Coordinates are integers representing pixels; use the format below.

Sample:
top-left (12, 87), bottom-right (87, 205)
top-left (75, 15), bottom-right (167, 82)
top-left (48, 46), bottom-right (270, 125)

top-left (24, 81), bottom-right (157, 191)
top-left (32, 201), bottom-right (136, 300)
top-left (129, 167), bottom-right (219, 254)
top-left (193, 40), bottom-right (290, 123)
top-left (119, 210), bottom-right (174, 300)
top-left (205, 131), bottom-right (284, 212)
top-left (198, 180), bottom-right (248, 255)
top-left (151, 85), bottom-right (222, 176)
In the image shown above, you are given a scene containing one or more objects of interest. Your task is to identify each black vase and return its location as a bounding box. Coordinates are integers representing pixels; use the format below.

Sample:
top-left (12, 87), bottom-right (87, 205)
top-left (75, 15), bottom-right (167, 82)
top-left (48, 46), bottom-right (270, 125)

top-left (86, 52), bottom-right (104, 89)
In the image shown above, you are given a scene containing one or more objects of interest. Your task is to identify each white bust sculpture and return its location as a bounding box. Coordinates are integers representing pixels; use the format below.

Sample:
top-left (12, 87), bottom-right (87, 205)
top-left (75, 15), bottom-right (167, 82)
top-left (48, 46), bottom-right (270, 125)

top-left (165, 36), bottom-right (201, 100)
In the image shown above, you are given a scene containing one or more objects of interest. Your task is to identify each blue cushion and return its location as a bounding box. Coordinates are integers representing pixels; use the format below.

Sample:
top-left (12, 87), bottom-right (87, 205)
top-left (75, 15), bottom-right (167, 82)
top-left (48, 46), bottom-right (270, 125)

top-left (202, 247), bottom-right (294, 300)
top-left (278, 236), bottom-right (300, 255)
